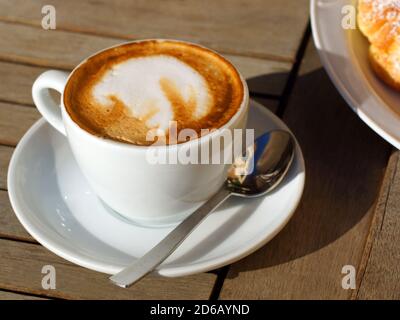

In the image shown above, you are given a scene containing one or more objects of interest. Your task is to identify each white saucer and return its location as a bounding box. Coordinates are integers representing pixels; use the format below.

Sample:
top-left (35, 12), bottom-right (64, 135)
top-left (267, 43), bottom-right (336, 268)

top-left (7, 100), bottom-right (305, 277)
top-left (311, 0), bottom-right (400, 149)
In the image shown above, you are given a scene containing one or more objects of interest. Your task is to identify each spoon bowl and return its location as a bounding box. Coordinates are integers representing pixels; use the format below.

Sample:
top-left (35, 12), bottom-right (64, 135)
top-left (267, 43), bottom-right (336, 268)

top-left (227, 130), bottom-right (295, 197)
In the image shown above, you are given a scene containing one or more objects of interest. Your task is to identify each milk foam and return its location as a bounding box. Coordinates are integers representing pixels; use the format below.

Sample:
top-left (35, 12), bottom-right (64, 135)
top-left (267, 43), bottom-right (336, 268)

top-left (92, 55), bottom-right (211, 131)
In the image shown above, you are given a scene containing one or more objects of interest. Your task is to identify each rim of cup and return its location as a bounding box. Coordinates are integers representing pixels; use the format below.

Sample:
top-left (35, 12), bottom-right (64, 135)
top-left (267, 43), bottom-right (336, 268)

top-left (61, 38), bottom-right (250, 151)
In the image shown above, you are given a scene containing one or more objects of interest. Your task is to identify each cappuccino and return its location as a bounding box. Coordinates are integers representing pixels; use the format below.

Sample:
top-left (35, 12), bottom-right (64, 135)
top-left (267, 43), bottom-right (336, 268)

top-left (64, 40), bottom-right (244, 145)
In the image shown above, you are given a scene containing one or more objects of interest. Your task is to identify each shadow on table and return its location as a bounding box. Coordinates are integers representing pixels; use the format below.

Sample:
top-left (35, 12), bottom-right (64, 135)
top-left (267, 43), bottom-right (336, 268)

top-left (247, 73), bottom-right (289, 98)
top-left (226, 59), bottom-right (392, 277)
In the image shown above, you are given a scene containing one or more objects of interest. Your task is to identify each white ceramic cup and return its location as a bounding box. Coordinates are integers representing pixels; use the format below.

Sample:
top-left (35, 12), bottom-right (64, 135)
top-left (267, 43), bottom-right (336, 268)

top-left (32, 40), bottom-right (249, 226)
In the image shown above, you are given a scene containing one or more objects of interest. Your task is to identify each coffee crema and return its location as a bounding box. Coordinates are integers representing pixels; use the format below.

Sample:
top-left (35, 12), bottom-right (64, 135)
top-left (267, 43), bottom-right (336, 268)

top-left (64, 40), bottom-right (244, 145)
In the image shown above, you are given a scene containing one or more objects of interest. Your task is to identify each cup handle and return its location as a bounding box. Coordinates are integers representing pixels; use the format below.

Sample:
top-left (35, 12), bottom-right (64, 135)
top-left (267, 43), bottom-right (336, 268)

top-left (32, 70), bottom-right (69, 136)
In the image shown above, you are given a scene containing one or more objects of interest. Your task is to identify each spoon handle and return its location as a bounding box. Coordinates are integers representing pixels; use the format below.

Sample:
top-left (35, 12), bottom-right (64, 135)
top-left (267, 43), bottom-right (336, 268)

top-left (109, 187), bottom-right (231, 288)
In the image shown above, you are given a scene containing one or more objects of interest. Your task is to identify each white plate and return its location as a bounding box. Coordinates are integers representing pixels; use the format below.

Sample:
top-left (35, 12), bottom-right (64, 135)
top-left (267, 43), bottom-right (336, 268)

top-left (311, 0), bottom-right (400, 149)
top-left (7, 100), bottom-right (305, 277)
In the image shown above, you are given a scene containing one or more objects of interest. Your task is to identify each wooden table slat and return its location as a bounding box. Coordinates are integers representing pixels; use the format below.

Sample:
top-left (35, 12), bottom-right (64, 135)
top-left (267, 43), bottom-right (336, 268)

top-left (0, 22), bottom-right (291, 96)
top-left (0, 61), bottom-right (47, 106)
top-left (0, 290), bottom-right (48, 300)
top-left (356, 151), bottom-right (400, 299)
top-left (0, 102), bottom-right (41, 146)
top-left (0, 0), bottom-right (309, 61)
top-left (0, 238), bottom-right (217, 300)
top-left (0, 190), bottom-right (34, 242)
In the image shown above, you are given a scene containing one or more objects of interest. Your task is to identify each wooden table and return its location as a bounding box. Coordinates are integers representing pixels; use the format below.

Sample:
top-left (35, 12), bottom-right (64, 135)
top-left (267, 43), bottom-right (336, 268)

top-left (0, 0), bottom-right (398, 300)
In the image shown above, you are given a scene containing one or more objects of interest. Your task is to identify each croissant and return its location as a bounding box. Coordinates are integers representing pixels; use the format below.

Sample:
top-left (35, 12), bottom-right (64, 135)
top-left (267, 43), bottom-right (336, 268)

top-left (358, 0), bottom-right (400, 91)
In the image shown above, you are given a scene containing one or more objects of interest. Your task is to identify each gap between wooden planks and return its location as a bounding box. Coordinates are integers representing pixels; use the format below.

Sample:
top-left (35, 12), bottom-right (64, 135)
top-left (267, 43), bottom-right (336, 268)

top-left (355, 150), bottom-right (400, 299)
top-left (0, 289), bottom-right (49, 300)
